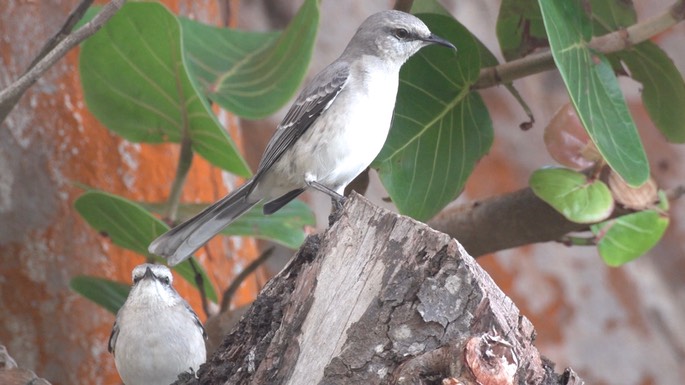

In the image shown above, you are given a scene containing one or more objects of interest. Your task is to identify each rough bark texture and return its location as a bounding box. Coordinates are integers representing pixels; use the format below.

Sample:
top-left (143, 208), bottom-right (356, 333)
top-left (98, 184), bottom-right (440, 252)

top-left (176, 193), bottom-right (581, 385)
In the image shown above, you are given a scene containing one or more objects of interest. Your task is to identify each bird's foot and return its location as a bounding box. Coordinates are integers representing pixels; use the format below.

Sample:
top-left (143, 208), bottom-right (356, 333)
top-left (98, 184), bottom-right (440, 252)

top-left (328, 195), bottom-right (347, 226)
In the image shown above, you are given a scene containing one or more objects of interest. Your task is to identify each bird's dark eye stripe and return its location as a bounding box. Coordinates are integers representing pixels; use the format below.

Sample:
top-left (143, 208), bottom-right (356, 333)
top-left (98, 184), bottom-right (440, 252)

top-left (133, 277), bottom-right (142, 284)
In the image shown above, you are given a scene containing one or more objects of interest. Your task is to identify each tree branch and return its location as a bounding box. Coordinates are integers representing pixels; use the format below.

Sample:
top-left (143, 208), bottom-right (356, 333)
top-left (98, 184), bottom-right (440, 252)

top-left (0, 0), bottom-right (126, 124)
top-left (176, 194), bottom-right (581, 385)
top-left (472, 0), bottom-right (685, 90)
top-left (428, 185), bottom-right (684, 257)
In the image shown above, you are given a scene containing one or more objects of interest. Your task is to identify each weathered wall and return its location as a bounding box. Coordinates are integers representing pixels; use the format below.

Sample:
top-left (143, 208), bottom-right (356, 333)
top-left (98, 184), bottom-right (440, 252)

top-left (0, 1), bottom-right (260, 384)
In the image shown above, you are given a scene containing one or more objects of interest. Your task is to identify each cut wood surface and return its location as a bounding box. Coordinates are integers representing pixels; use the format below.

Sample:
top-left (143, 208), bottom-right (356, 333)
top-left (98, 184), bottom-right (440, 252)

top-left (177, 193), bottom-right (583, 385)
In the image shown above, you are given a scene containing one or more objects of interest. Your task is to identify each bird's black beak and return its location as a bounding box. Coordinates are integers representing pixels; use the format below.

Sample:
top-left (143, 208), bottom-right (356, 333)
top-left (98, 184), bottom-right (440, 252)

top-left (422, 34), bottom-right (456, 50)
top-left (143, 266), bottom-right (155, 280)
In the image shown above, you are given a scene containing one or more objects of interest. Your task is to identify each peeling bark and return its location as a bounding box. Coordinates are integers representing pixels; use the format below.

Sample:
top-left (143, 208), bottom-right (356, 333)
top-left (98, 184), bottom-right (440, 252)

top-left (176, 193), bottom-right (583, 385)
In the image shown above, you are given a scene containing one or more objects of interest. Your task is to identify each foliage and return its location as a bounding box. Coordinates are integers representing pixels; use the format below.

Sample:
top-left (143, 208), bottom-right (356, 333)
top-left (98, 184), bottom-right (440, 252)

top-left (72, 0), bottom-right (685, 309)
top-left (71, 0), bottom-right (318, 311)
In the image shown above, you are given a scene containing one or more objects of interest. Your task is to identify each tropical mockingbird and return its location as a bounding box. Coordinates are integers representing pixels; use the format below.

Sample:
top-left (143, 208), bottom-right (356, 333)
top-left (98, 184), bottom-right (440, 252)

top-left (109, 264), bottom-right (207, 385)
top-left (149, 10), bottom-right (456, 265)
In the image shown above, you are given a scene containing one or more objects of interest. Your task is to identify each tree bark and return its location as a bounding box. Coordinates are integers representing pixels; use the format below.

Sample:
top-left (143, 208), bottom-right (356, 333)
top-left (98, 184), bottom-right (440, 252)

top-left (177, 193), bottom-right (582, 385)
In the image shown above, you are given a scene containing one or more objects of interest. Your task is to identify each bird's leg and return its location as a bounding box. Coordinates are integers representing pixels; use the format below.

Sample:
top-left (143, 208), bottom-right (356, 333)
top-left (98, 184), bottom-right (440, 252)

top-left (307, 180), bottom-right (346, 204)
top-left (307, 180), bottom-right (347, 226)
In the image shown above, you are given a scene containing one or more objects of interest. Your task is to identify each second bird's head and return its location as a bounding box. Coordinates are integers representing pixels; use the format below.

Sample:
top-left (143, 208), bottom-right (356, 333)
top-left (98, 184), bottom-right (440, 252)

top-left (344, 10), bottom-right (456, 64)
top-left (128, 263), bottom-right (179, 307)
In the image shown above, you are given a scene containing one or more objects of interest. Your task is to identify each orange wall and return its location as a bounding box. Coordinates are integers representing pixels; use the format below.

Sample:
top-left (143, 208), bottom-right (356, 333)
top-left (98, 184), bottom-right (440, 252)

top-left (0, 1), bottom-right (258, 384)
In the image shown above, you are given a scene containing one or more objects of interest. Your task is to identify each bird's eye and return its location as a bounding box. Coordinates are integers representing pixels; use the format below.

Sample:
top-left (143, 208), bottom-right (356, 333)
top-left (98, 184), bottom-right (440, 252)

top-left (160, 277), bottom-right (170, 285)
top-left (133, 277), bottom-right (142, 284)
top-left (394, 28), bottom-right (410, 40)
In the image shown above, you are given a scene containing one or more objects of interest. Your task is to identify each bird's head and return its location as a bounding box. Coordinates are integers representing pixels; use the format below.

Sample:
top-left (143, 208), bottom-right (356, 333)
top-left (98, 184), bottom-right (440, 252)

top-left (128, 263), bottom-right (179, 307)
top-left (344, 10), bottom-right (455, 65)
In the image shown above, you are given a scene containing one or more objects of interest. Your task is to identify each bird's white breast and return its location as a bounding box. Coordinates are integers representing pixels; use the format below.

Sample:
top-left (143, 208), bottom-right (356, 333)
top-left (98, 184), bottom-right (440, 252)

top-left (304, 57), bottom-right (399, 192)
top-left (114, 299), bottom-right (205, 385)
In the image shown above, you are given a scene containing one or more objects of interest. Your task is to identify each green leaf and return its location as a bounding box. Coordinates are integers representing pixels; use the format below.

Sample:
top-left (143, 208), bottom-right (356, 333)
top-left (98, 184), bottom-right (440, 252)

top-left (496, 0), bottom-right (548, 61)
top-left (530, 167), bottom-right (614, 223)
top-left (374, 13), bottom-right (493, 221)
top-left (588, 0), bottom-right (685, 143)
top-left (180, 0), bottom-right (319, 119)
top-left (74, 190), bottom-right (218, 302)
top-left (73, 5), bottom-right (101, 30)
top-left (591, 210), bottom-right (669, 266)
top-left (143, 199), bottom-right (315, 250)
top-left (620, 42), bottom-right (685, 143)
top-left (219, 200), bottom-right (314, 249)
top-left (70, 276), bottom-right (130, 315)
top-left (411, 0), bottom-right (451, 15)
top-left (589, 0), bottom-right (636, 33)
top-left (539, 0), bottom-right (649, 186)
top-left (80, 2), bottom-right (250, 177)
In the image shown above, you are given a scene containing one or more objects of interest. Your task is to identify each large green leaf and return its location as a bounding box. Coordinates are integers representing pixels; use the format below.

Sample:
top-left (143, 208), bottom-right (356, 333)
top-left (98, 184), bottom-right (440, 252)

top-left (496, 0), bottom-right (548, 61)
top-left (74, 190), bottom-right (218, 302)
top-left (620, 42), bottom-right (685, 143)
top-left (80, 2), bottom-right (250, 177)
top-left (374, 14), bottom-right (493, 221)
top-left (530, 167), bottom-right (614, 223)
top-left (412, 0), bottom-right (500, 68)
top-left (539, 0), bottom-right (648, 187)
top-left (180, 0), bottom-right (319, 119)
top-left (591, 210), bottom-right (669, 266)
top-left (589, 0), bottom-right (685, 143)
top-left (144, 199), bottom-right (315, 250)
top-left (70, 276), bottom-right (130, 315)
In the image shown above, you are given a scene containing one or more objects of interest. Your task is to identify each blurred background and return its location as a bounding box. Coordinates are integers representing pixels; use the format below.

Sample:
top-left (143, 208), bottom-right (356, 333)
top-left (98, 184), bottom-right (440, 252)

top-left (1, 0), bottom-right (683, 384)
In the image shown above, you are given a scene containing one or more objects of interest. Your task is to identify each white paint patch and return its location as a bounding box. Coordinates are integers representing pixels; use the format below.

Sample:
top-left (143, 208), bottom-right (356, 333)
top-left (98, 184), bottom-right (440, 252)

top-left (117, 141), bottom-right (141, 190)
top-left (0, 150), bottom-right (15, 212)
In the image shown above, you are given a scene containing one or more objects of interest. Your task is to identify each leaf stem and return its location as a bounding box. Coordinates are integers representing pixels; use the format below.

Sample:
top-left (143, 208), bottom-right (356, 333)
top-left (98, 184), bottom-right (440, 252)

top-left (220, 247), bottom-right (274, 312)
top-left (166, 135), bottom-right (193, 223)
top-left (472, 0), bottom-right (685, 90)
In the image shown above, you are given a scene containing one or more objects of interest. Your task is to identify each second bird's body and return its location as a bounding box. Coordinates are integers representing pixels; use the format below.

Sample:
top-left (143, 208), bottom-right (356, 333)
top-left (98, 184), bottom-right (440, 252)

top-left (109, 264), bottom-right (206, 385)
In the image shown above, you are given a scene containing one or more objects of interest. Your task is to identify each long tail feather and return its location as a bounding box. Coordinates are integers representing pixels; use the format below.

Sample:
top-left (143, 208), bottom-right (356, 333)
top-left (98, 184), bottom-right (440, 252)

top-left (149, 182), bottom-right (259, 266)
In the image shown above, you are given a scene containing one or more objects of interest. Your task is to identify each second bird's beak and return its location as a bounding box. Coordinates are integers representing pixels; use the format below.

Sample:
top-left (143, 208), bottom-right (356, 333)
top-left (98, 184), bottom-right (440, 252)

top-left (422, 34), bottom-right (456, 50)
top-left (143, 266), bottom-right (155, 280)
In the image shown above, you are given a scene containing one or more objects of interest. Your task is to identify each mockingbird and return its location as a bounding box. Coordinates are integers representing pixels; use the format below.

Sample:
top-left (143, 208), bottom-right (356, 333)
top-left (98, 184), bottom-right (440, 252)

top-left (149, 10), bottom-right (455, 265)
top-left (108, 264), bottom-right (207, 385)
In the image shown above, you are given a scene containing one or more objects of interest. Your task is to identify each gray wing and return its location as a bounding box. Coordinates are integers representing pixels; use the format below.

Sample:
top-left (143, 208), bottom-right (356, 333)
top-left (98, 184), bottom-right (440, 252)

top-left (185, 302), bottom-right (207, 340)
top-left (252, 61), bottom-right (350, 180)
top-left (108, 320), bottom-right (119, 355)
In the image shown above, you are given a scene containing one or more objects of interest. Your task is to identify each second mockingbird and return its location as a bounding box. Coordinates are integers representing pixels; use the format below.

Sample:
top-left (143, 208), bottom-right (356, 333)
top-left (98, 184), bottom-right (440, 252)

top-left (149, 10), bottom-right (456, 265)
top-left (109, 264), bottom-right (207, 385)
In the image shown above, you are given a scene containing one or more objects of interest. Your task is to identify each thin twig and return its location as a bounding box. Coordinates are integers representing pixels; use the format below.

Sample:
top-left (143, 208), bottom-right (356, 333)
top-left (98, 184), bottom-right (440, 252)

top-left (0, 0), bottom-right (126, 123)
top-left (472, 0), bottom-right (685, 90)
top-left (189, 258), bottom-right (210, 317)
top-left (220, 247), bottom-right (275, 312)
top-left (26, 0), bottom-right (95, 71)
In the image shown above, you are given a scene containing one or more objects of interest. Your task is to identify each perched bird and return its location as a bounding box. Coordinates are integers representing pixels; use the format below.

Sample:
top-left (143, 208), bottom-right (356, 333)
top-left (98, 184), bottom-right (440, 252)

top-left (149, 10), bottom-right (456, 265)
top-left (109, 264), bottom-right (207, 385)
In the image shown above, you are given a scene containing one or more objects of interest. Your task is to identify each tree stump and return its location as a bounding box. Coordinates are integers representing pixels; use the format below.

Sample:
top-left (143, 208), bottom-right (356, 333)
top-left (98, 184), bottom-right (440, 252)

top-left (178, 193), bottom-right (583, 385)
